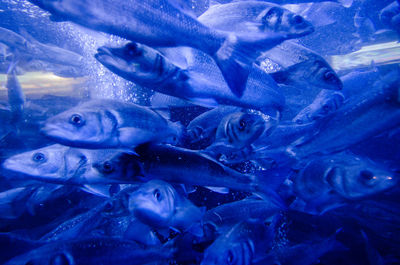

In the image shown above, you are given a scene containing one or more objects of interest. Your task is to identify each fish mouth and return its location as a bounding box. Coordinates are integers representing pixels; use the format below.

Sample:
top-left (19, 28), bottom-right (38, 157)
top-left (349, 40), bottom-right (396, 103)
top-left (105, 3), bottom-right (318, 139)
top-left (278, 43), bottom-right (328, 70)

top-left (2, 158), bottom-right (19, 173)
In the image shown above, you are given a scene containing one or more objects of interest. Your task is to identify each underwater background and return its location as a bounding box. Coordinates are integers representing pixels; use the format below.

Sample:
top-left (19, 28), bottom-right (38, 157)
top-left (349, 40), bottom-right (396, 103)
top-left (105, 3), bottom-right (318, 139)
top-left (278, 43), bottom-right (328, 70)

top-left (0, 0), bottom-right (399, 264)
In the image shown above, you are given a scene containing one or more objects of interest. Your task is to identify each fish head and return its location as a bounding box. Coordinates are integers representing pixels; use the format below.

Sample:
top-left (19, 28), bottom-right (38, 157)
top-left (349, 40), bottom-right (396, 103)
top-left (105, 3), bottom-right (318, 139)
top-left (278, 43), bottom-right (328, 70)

top-left (202, 238), bottom-right (254, 265)
top-left (293, 91), bottom-right (344, 124)
top-left (96, 42), bottom-right (173, 85)
top-left (2, 144), bottom-right (69, 181)
top-left (128, 180), bottom-right (176, 228)
top-left (216, 112), bottom-right (266, 148)
top-left (42, 105), bottom-right (118, 148)
top-left (325, 157), bottom-right (397, 199)
top-left (290, 58), bottom-right (343, 90)
top-left (259, 6), bottom-right (314, 37)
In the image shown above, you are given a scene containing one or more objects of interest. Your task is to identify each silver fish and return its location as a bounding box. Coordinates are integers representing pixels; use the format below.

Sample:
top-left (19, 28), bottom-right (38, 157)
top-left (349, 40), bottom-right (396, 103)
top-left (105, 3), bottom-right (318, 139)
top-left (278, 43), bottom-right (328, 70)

top-left (292, 152), bottom-right (396, 213)
top-left (0, 27), bottom-right (83, 68)
top-left (186, 106), bottom-right (241, 144)
top-left (202, 221), bottom-right (273, 265)
top-left (198, 1), bottom-right (315, 36)
top-left (129, 180), bottom-right (204, 236)
top-left (292, 90), bottom-right (345, 124)
top-left (95, 42), bottom-right (285, 114)
top-left (6, 62), bottom-right (25, 124)
top-left (42, 99), bottom-right (183, 148)
top-left (4, 237), bottom-right (173, 265)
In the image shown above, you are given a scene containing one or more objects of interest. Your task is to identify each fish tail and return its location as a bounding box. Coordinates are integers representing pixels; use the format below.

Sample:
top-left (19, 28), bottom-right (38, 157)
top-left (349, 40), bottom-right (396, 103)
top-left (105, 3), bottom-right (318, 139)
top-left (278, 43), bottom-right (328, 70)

top-left (213, 32), bottom-right (288, 98)
top-left (337, 0), bottom-right (353, 8)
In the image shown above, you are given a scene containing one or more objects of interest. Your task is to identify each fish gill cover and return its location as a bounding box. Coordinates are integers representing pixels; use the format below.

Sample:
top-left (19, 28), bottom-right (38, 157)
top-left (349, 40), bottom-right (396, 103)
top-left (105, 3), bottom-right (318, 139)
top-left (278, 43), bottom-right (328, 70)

top-left (0, 0), bottom-right (399, 264)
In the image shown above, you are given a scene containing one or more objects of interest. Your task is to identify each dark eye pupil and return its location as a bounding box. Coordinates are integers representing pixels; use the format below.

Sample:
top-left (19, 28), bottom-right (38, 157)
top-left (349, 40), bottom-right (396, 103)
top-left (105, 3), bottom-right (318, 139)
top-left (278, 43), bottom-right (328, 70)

top-left (154, 189), bottom-right (161, 201)
top-left (227, 251), bottom-right (234, 263)
top-left (102, 161), bottom-right (114, 173)
top-left (293, 15), bottom-right (303, 24)
top-left (70, 114), bottom-right (83, 126)
top-left (33, 152), bottom-right (45, 162)
top-left (360, 170), bottom-right (374, 180)
top-left (324, 71), bottom-right (335, 81)
top-left (125, 42), bottom-right (141, 57)
top-left (239, 120), bottom-right (246, 131)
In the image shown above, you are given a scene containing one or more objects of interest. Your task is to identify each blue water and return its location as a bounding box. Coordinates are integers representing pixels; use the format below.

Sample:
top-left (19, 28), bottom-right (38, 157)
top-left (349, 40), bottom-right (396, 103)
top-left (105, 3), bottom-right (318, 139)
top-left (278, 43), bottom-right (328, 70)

top-left (0, 0), bottom-right (399, 264)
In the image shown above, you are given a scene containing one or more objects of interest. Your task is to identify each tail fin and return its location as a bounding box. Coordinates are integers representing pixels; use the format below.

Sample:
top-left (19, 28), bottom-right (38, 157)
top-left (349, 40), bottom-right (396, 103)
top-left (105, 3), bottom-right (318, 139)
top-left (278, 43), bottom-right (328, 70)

top-left (337, 0), bottom-right (353, 8)
top-left (214, 32), bottom-right (289, 97)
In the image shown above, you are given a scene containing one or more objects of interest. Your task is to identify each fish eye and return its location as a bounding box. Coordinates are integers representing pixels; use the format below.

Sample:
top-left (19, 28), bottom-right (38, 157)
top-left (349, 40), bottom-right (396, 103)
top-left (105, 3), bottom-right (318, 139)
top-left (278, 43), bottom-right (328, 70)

top-left (32, 152), bottom-right (46, 163)
top-left (323, 71), bottom-right (336, 82)
top-left (239, 119), bottom-right (247, 131)
top-left (50, 253), bottom-right (72, 265)
top-left (125, 42), bottom-right (142, 57)
top-left (153, 189), bottom-right (162, 201)
top-left (292, 15), bottom-right (304, 24)
top-left (227, 250), bottom-right (234, 264)
top-left (262, 7), bottom-right (283, 26)
top-left (69, 114), bottom-right (84, 127)
top-left (360, 170), bottom-right (375, 183)
top-left (322, 104), bottom-right (331, 112)
top-left (101, 161), bottom-right (115, 174)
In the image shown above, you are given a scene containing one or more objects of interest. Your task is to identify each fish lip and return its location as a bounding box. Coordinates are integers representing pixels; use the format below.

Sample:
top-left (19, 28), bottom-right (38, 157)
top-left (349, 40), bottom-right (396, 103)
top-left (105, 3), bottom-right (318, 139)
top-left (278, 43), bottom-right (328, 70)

top-left (96, 46), bottom-right (113, 57)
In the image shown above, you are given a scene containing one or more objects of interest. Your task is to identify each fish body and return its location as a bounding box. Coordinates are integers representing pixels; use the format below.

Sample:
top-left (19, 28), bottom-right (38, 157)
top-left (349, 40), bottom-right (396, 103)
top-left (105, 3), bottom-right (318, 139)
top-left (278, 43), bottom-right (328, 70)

top-left (42, 99), bottom-right (182, 148)
top-left (201, 221), bottom-right (273, 265)
top-left (291, 70), bottom-right (400, 158)
top-left (6, 63), bottom-right (25, 124)
top-left (133, 143), bottom-right (259, 192)
top-left (292, 152), bottom-right (396, 213)
top-left (380, 1), bottom-right (400, 33)
top-left (0, 27), bottom-right (83, 68)
top-left (199, 1), bottom-right (315, 36)
top-left (203, 197), bottom-right (281, 233)
top-left (186, 106), bottom-right (241, 144)
top-left (4, 237), bottom-right (173, 265)
top-left (260, 41), bottom-right (342, 91)
top-left (128, 180), bottom-right (204, 236)
top-left (96, 42), bottom-right (285, 113)
top-left (29, 0), bottom-right (299, 97)
top-left (2, 144), bottom-right (140, 187)
top-left (292, 89), bottom-right (345, 124)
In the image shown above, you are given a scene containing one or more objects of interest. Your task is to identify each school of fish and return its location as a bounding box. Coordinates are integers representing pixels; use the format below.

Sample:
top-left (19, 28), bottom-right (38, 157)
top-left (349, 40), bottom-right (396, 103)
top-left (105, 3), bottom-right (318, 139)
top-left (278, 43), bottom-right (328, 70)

top-left (0, 0), bottom-right (399, 264)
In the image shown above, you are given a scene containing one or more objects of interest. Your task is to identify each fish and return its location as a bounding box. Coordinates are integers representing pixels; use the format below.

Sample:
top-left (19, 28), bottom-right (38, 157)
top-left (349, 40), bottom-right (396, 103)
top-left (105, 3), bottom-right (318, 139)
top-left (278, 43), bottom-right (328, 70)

top-left (203, 196), bottom-right (281, 234)
top-left (198, 1), bottom-right (315, 37)
top-left (260, 41), bottom-right (342, 91)
top-left (6, 61), bottom-right (25, 124)
top-left (204, 111), bottom-right (274, 163)
top-left (28, 0), bottom-right (301, 97)
top-left (380, 1), bottom-right (400, 35)
top-left (2, 144), bottom-right (142, 198)
top-left (288, 70), bottom-right (400, 158)
top-left (41, 99), bottom-right (183, 148)
top-left (255, 229), bottom-right (345, 265)
top-left (292, 152), bottom-right (397, 213)
top-left (201, 221), bottom-right (274, 265)
top-left (186, 106), bottom-right (241, 144)
top-left (95, 42), bottom-right (286, 114)
top-left (4, 237), bottom-right (174, 265)
top-left (0, 27), bottom-right (83, 68)
top-left (131, 143), bottom-right (272, 194)
top-left (292, 89), bottom-right (345, 124)
top-left (214, 0), bottom-right (353, 8)
top-left (128, 180), bottom-right (204, 236)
